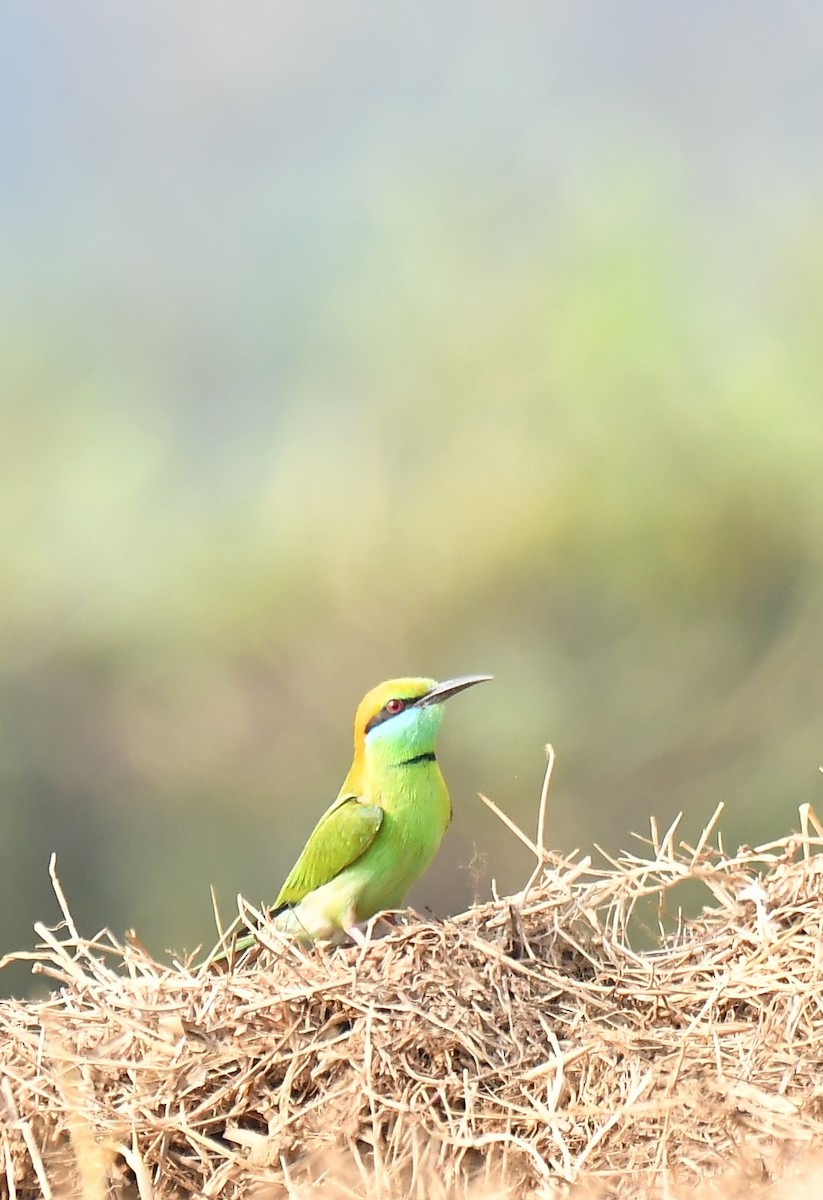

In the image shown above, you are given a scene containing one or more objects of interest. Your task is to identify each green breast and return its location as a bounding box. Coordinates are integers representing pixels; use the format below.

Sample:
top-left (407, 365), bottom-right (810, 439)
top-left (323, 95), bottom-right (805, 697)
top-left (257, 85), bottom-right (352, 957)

top-left (350, 760), bottom-right (451, 921)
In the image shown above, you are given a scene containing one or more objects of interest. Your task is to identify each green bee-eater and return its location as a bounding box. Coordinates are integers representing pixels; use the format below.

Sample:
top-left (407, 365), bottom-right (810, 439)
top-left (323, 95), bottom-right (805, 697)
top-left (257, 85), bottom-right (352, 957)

top-left (227, 674), bottom-right (491, 954)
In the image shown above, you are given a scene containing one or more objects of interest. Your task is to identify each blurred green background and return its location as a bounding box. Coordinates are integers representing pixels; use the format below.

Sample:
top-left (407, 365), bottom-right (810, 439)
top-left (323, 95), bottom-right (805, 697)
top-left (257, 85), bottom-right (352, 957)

top-left (2, 3), bottom-right (823, 994)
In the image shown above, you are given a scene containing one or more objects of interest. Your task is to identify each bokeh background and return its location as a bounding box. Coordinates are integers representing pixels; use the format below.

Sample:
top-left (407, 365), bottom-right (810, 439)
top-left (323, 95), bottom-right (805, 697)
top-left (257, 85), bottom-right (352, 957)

top-left (2, 3), bottom-right (823, 995)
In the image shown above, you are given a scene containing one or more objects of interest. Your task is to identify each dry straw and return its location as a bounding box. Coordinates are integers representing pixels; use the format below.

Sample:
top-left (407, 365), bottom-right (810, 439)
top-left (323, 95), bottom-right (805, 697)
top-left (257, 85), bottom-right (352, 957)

top-left (3, 749), bottom-right (823, 1198)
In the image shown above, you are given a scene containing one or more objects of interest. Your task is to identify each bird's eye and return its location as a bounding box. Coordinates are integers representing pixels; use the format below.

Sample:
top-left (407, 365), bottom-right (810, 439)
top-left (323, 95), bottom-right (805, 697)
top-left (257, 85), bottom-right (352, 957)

top-left (385, 697), bottom-right (405, 715)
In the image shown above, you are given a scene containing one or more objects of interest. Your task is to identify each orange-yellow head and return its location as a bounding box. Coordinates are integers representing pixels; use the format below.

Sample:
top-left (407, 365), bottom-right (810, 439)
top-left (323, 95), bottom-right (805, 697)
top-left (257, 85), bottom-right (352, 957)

top-left (353, 675), bottom-right (492, 767)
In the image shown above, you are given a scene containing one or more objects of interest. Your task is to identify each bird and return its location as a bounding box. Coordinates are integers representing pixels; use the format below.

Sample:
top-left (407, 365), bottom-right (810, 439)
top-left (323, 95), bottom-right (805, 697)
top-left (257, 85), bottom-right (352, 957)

top-left (218, 674), bottom-right (491, 957)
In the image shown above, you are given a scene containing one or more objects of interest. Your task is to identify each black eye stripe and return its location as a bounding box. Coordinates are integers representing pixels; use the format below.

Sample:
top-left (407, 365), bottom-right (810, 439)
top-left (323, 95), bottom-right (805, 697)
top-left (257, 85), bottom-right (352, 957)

top-left (364, 700), bottom-right (407, 734)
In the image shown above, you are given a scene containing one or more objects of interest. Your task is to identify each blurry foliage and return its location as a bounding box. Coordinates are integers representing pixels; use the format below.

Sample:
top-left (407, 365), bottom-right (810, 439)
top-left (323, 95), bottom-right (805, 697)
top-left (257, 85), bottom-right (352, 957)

top-left (2, 174), bottom-right (823, 997)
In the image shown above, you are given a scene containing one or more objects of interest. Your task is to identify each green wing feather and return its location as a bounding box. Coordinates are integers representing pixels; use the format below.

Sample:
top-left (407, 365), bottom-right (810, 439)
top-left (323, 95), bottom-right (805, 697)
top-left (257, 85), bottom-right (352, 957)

top-left (274, 793), bottom-right (384, 909)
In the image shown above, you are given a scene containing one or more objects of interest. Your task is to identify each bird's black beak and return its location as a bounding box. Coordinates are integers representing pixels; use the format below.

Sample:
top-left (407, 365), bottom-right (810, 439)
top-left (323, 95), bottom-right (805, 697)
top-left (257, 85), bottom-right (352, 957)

top-left (414, 675), bottom-right (493, 707)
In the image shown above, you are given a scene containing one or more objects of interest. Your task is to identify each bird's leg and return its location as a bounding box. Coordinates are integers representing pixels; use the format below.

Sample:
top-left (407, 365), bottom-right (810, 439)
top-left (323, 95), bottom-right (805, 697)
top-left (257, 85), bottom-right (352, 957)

top-left (342, 902), bottom-right (367, 947)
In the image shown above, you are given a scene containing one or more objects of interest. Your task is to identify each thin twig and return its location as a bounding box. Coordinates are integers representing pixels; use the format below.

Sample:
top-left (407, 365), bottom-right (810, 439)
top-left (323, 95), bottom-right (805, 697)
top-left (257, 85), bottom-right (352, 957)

top-left (49, 854), bottom-right (79, 942)
top-left (477, 792), bottom-right (540, 858)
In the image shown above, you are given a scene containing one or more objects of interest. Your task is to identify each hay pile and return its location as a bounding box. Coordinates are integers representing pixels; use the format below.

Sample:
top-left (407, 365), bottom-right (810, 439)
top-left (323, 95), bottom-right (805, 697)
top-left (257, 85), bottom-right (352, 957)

top-left (3, 791), bottom-right (823, 1199)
